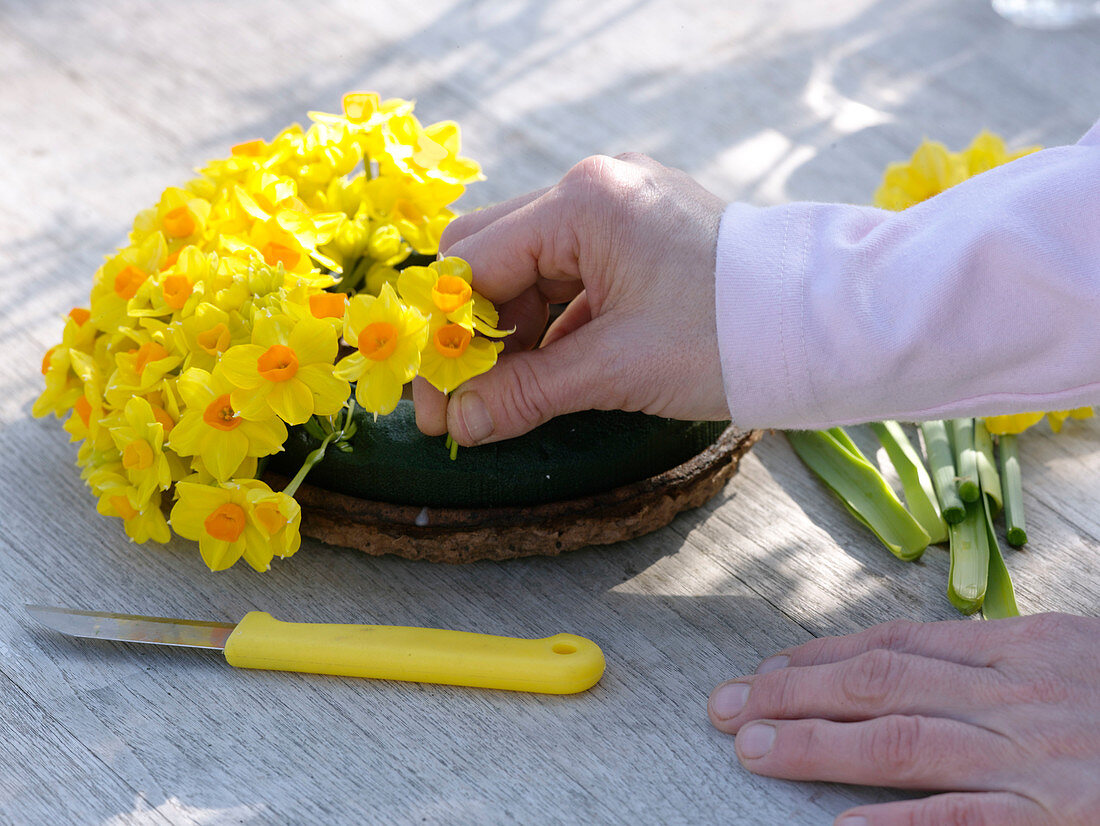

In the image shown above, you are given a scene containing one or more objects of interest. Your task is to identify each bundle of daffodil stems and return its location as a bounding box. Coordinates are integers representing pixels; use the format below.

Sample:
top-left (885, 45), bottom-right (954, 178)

top-left (788, 133), bottom-right (1094, 617)
top-left (35, 92), bottom-right (509, 572)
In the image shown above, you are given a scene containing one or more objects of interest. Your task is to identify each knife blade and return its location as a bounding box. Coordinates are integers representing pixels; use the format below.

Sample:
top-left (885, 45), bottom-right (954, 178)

top-left (25, 604), bottom-right (605, 694)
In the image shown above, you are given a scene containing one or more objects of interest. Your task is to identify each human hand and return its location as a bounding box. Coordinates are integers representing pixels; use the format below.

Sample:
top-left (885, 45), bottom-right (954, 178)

top-left (413, 153), bottom-right (730, 444)
top-left (708, 613), bottom-right (1100, 825)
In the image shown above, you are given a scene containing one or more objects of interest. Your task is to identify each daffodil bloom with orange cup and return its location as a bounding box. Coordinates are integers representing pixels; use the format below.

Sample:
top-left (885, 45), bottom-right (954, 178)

top-left (397, 256), bottom-right (508, 336)
top-left (108, 396), bottom-right (172, 503)
top-left (89, 232), bottom-right (168, 329)
top-left (239, 478), bottom-right (302, 560)
top-left (418, 314), bottom-right (504, 395)
top-left (33, 307), bottom-right (97, 418)
top-left (132, 186), bottom-right (211, 250)
top-left (219, 313), bottom-right (349, 425)
top-left (169, 367), bottom-right (288, 482)
top-left (333, 282), bottom-right (428, 415)
top-left (178, 302), bottom-right (249, 372)
top-left (170, 479), bottom-right (299, 572)
top-left (88, 467), bottom-right (171, 545)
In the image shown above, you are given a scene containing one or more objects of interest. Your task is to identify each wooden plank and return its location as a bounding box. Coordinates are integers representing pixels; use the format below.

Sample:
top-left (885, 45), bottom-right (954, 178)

top-left (1, 0), bottom-right (1098, 823)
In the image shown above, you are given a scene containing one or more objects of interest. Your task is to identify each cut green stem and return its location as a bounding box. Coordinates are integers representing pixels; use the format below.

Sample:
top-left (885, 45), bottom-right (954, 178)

top-left (871, 420), bottom-right (948, 544)
top-left (919, 420), bottom-right (966, 524)
top-left (973, 419), bottom-right (1002, 515)
top-left (998, 433), bottom-right (1028, 546)
top-left (947, 499), bottom-right (989, 615)
top-left (282, 402), bottom-right (358, 497)
top-left (787, 429), bottom-right (929, 561)
top-left (951, 418), bottom-right (981, 503)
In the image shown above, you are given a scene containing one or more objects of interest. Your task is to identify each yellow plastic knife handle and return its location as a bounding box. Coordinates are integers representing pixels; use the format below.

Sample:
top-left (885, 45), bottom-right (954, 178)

top-left (222, 612), bottom-right (605, 694)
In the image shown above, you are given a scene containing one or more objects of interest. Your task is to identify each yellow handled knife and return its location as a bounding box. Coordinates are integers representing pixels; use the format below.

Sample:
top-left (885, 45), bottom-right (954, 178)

top-left (25, 604), bottom-right (605, 694)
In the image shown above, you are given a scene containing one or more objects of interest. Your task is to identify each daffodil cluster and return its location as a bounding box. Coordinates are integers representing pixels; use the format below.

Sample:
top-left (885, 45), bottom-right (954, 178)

top-left (35, 93), bottom-right (504, 571)
top-left (873, 131), bottom-right (1093, 434)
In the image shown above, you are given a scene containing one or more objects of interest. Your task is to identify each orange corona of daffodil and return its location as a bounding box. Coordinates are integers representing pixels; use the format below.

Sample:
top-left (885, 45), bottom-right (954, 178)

top-left (219, 313), bottom-right (349, 424)
top-left (334, 283), bottom-right (428, 414)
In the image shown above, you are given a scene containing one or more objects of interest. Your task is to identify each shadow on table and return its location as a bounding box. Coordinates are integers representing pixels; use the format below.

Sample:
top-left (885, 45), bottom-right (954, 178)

top-left (187, 0), bottom-right (1094, 201)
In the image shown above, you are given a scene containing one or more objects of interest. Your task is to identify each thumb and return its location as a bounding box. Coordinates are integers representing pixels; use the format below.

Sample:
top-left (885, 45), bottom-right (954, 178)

top-left (446, 323), bottom-right (613, 445)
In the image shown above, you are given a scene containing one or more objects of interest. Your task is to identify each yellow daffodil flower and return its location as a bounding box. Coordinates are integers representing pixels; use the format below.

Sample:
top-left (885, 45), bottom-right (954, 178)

top-left (177, 301), bottom-right (249, 371)
top-left (221, 217), bottom-right (315, 276)
top-left (132, 187), bottom-right (211, 252)
top-left (89, 467), bottom-right (171, 544)
top-left (958, 130), bottom-right (1040, 177)
top-left (418, 314), bottom-right (504, 395)
top-left (127, 246), bottom-right (213, 319)
top-left (104, 327), bottom-right (182, 409)
top-left (169, 367), bottom-right (288, 481)
top-left (219, 313), bottom-right (348, 424)
top-left (396, 256), bottom-right (506, 336)
top-left (170, 480), bottom-right (291, 571)
top-left (33, 307), bottom-right (98, 418)
top-left (239, 479), bottom-right (302, 561)
top-left (109, 396), bottom-right (172, 502)
top-left (333, 283), bottom-right (428, 414)
top-left (874, 140), bottom-right (966, 211)
top-left (90, 233), bottom-right (168, 329)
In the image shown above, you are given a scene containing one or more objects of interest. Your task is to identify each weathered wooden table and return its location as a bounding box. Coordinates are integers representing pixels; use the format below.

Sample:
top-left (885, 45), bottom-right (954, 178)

top-left (2, 1), bottom-right (1098, 823)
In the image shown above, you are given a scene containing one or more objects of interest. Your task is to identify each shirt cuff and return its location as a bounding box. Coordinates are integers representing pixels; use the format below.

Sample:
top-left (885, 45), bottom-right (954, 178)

top-left (714, 201), bottom-right (818, 430)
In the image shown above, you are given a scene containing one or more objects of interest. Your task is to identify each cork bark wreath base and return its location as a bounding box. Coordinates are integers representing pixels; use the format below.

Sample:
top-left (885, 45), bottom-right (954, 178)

top-left (268, 426), bottom-right (761, 563)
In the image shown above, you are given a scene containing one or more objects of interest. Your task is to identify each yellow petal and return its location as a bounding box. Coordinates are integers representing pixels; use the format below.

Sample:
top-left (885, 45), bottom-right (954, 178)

top-left (354, 370), bottom-right (403, 415)
top-left (289, 317), bottom-right (338, 366)
top-left (983, 412), bottom-right (1046, 435)
top-left (266, 378), bottom-right (315, 424)
top-left (219, 345), bottom-right (265, 389)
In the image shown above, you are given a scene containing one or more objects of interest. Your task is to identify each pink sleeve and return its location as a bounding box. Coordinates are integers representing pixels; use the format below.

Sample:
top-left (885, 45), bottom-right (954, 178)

top-left (715, 122), bottom-right (1100, 430)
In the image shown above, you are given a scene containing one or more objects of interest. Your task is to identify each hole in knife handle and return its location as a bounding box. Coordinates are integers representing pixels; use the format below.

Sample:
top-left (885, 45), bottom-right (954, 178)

top-left (552, 643), bottom-right (577, 655)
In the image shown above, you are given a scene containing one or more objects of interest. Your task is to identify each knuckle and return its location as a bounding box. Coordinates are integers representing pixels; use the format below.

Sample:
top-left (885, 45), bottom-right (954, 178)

top-left (563, 154), bottom-right (619, 191)
top-left (612, 150), bottom-right (653, 165)
top-left (751, 669), bottom-right (800, 719)
top-left (562, 154), bottom-right (649, 204)
top-left (840, 649), bottom-right (906, 710)
top-left (1016, 612), bottom-right (1069, 645)
top-left (500, 357), bottom-right (555, 430)
top-left (869, 618), bottom-right (922, 651)
top-left (866, 715), bottom-right (923, 782)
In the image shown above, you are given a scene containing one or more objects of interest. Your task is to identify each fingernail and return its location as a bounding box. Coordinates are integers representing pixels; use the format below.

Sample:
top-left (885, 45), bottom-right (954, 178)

top-left (755, 654), bottom-right (789, 675)
top-left (737, 723), bottom-right (775, 760)
top-left (836, 817), bottom-right (868, 826)
top-left (455, 391), bottom-right (493, 443)
top-left (710, 682), bottom-right (750, 720)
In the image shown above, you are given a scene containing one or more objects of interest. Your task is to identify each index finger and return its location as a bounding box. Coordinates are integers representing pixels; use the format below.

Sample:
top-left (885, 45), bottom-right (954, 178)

top-left (440, 187), bottom-right (549, 252)
top-left (758, 617), bottom-right (1016, 673)
top-left (444, 187), bottom-right (582, 305)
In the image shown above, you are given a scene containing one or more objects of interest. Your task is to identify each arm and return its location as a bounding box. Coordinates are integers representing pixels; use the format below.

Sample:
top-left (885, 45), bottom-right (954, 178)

top-left (717, 129), bottom-right (1100, 430)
